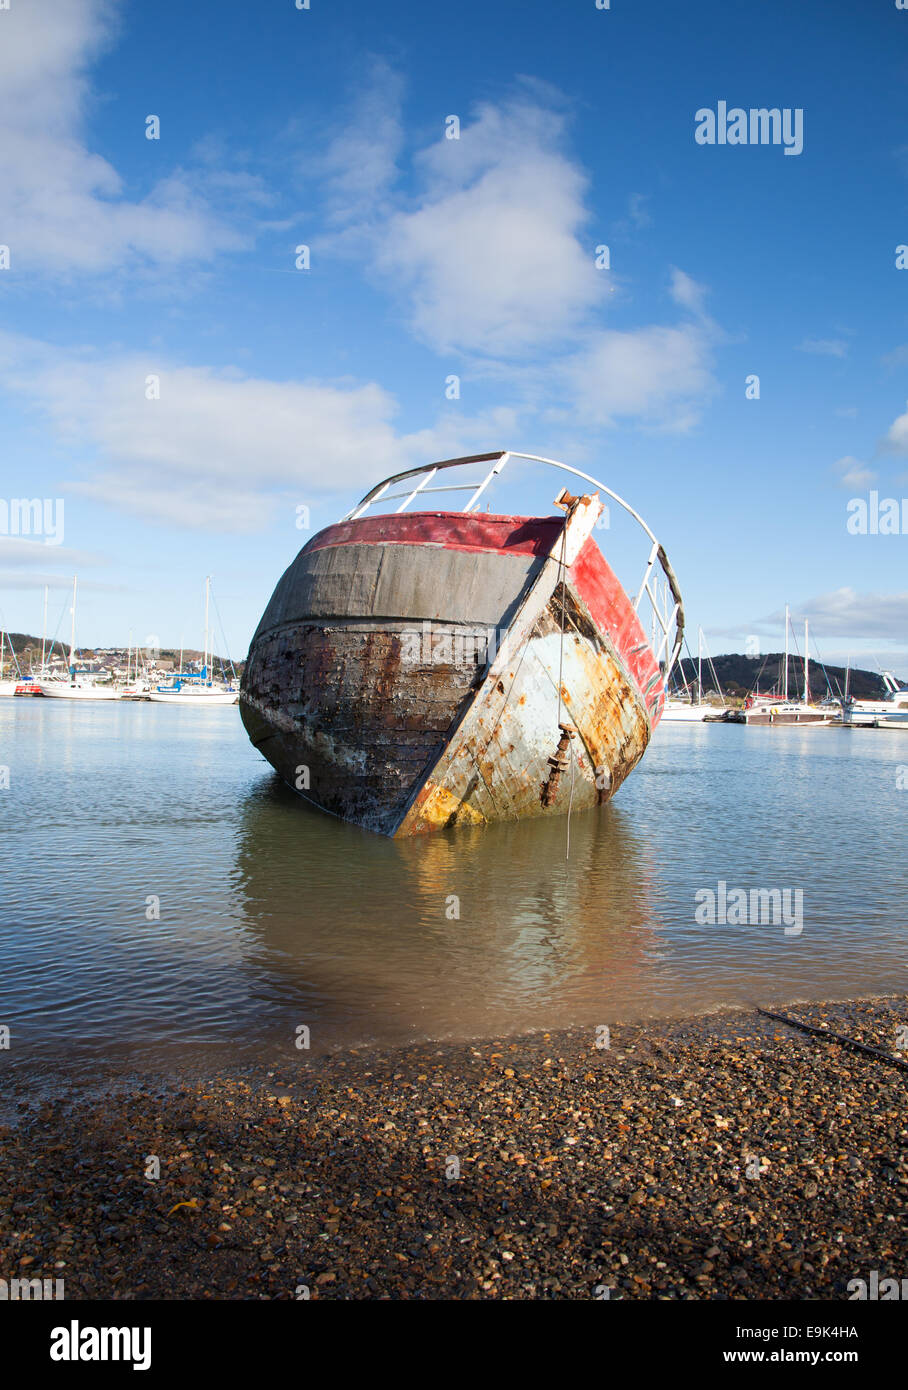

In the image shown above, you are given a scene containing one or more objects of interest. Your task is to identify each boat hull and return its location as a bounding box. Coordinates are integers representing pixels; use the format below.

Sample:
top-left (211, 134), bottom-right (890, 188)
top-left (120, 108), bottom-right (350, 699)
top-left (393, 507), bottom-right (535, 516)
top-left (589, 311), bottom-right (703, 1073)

top-left (661, 702), bottom-right (727, 723)
top-left (742, 705), bottom-right (831, 726)
top-left (37, 683), bottom-right (122, 700)
top-left (146, 690), bottom-right (238, 705)
top-left (843, 710), bottom-right (908, 729)
top-left (241, 508), bottom-right (665, 836)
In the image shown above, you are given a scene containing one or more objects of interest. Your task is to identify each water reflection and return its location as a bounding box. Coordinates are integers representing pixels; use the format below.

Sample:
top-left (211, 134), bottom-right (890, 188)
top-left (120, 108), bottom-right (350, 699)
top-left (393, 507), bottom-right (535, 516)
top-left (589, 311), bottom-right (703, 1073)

top-left (230, 774), bottom-right (661, 1045)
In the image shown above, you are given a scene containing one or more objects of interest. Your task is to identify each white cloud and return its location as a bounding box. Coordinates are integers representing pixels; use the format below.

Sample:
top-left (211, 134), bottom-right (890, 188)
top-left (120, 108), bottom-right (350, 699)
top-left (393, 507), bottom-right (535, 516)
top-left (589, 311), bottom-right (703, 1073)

top-left (0, 333), bottom-right (525, 532)
top-left (360, 92), bottom-right (607, 356)
top-left (0, 0), bottom-right (245, 275)
top-left (669, 268), bottom-right (708, 316)
top-left (716, 591), bottom-right (908, 646)
top-left (788, 590), bottom-right (908, 641)
top-left (314, 80), bottom-right (720, 428)
top-left (317, 60), bottom-right (404, 225)
top-left (796, 338), bottom-right (848, 358)
top-left (0, 538), bottom-right (102, 568)
top-left (627, 192), bottom-right (652, 229)
top-left (833, 455), bottom-right (876, 489)
top-left (881, 400), bottom-right (908, 455)
top-left (559, 321), bottom-right (715, 431)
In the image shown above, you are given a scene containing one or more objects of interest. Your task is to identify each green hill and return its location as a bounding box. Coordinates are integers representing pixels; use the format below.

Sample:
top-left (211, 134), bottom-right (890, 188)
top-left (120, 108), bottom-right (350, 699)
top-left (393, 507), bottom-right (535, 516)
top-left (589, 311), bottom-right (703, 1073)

top-left (676, 652), bottom-right (892, 701)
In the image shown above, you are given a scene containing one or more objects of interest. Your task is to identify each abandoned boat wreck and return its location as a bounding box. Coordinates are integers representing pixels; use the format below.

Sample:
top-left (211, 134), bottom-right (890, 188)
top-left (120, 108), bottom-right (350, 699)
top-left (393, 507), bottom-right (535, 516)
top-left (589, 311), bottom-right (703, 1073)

top-left (240, 451), bottom-right (684, 836)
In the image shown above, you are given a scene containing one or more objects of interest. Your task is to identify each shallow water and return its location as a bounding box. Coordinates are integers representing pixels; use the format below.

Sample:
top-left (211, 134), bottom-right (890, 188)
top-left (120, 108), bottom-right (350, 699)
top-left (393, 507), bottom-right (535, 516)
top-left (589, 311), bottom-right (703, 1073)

top-left (0, 698), bottom-right (905, 1079)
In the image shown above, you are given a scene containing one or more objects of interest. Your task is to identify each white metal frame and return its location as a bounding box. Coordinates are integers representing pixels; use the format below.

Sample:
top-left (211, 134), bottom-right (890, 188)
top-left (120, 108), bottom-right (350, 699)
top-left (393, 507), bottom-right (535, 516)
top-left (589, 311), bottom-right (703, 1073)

top-left (340, 449), bottom-right (684, 676)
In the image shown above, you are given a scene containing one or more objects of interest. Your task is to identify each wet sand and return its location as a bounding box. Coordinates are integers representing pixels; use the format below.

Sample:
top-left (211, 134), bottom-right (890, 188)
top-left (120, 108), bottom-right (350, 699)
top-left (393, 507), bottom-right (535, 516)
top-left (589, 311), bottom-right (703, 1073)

top-left (1, 996), bottom-right (906, 1300)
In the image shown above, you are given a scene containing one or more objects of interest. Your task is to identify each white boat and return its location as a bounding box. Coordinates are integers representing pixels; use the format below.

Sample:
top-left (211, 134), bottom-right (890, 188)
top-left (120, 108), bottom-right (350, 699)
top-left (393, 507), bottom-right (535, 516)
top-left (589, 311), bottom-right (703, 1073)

top-left (740, 698), bottom-right (832, 726)
top-left (146, 578), bottom-right (239, 706)
top-left (38, 679), bottom-right (123, 700)
top-left (0, 626), bottom-right (23, 696)
top-left (736, 610), bottom-right (832, 725)
top-left (842, 672), bottom-right (908, 729)
top-left (662, 699), bottom-right (718, 722)
top-left (147, 684), bottom-right (238, 705)
top-left (35, 577), bottom-right (124, 700)
top-left (661, 627), bottom-right (727, 721)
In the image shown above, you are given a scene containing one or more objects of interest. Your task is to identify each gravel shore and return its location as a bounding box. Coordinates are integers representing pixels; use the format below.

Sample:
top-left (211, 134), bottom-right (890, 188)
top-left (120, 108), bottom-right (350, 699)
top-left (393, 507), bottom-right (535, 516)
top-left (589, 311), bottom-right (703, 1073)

top-left (2, 997), bottom-right (906, 1300)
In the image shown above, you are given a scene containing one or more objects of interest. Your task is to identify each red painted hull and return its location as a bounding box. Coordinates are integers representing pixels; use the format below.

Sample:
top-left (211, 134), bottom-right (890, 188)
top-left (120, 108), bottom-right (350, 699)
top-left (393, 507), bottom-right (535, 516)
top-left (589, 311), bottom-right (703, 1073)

top-left (241, 508), bottom-right (666, 835)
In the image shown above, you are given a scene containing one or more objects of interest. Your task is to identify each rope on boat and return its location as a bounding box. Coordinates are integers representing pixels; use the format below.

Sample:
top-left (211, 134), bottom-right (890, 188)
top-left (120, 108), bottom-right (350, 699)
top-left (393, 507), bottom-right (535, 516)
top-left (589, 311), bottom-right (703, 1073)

top-left (757, 1007), bottom-right (908, 1075)
top-left (555, 522), bottom-right (575, 861)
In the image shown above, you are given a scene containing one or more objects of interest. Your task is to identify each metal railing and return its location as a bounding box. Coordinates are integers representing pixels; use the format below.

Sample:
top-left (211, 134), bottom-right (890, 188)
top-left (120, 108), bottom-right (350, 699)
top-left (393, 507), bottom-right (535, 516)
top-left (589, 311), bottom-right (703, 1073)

top-left (340, 449), bottom-right (684, 676)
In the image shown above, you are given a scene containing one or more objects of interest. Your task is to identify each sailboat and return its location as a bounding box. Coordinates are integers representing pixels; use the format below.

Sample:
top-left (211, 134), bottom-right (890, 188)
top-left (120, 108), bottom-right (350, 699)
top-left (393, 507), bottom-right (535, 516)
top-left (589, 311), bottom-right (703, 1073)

top-left (37, 578), bottom-right (123, 700)
top-left (13, 586), bottom-right (52, 695)
top-left (842, 672), bottom-right (908, 729)
top-left (739, 608), bottom-right (831, 725)
top-left (661, 627), bottom-right (727, 721)
top-left (0, 628), bottom-right (21, 697)
top-left (147, 578), bottom-right (238, 705)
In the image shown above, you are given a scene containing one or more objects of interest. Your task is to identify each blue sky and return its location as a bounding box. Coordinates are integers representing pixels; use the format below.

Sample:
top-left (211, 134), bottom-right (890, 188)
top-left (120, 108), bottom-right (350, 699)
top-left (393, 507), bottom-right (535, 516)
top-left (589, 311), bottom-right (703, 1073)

top-left (0, 0), bottom-right (906, 673)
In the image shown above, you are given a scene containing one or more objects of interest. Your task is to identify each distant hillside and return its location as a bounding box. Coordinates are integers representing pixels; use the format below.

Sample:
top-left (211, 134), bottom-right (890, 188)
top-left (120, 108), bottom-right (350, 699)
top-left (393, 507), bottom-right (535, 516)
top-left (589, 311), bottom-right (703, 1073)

top-left (677, 653), bottom-right (892, 702)
top-left (0, 630), bottom-right (897, 699)
top-left (2, 633), bottom-right (241, 668)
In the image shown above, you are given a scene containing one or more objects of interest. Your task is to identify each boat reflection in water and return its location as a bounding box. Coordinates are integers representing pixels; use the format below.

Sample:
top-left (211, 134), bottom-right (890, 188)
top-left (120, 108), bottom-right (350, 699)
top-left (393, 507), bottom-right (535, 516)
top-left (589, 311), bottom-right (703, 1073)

top-left (230, 773), bottom-right (662, 1049)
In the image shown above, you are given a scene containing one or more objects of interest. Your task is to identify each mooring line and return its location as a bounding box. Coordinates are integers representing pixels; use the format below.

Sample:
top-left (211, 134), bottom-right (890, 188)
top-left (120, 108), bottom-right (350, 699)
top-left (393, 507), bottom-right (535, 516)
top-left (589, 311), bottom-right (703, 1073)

top-left (757, 1007), bottom-right (908, 1075)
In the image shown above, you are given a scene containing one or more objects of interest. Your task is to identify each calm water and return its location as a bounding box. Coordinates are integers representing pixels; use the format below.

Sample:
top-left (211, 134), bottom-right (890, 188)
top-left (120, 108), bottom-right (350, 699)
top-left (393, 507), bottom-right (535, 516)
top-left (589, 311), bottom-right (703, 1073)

top-left (0, 698), bottom-right (906, 1079)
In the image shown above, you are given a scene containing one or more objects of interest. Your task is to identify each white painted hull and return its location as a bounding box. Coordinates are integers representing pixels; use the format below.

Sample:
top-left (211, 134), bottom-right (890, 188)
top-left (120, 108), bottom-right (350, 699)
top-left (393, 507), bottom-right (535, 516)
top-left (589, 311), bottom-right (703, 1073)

top-left (146, 689), bottom-right (238, 705)
top-left (843, 694), bottom-right (908, 728)
top-left (843, 712), bottom-right (908, 729)
top-left (38, 682), bottom-right (123, 700)
top-left (661, 702), bottom-right (726, 722)
top-left (0, 680), bottom-right (19, 697)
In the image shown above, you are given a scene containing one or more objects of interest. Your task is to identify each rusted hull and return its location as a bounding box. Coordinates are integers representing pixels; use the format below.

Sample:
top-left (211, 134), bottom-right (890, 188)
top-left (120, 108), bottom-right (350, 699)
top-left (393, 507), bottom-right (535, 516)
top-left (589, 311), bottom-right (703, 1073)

top-left (241, 507), bottom-right (665, 836)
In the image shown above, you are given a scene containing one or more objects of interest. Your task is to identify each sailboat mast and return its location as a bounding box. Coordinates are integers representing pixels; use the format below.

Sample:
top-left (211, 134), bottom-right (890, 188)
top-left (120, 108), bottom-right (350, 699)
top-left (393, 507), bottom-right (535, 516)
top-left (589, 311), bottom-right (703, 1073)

top-left (69, 575), bottom-right (77, 679)
top-left (804, 619), bottom-right (809, 706)
top-left (41, 585), bottom-right (48, 673)
top-left (784, 603), bottom-right (789, 701)
top-left (204, 576), bottom-right (211, 683)
top-left (697, 627), bottom-right (702, 705)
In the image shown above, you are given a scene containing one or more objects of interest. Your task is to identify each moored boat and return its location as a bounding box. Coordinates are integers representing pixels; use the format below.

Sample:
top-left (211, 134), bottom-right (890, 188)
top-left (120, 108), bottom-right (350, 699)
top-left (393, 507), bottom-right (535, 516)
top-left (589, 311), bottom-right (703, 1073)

top-left (734, 609), bottom-right (833, 725)
top-left (147, 681), bottom-right (238, 705)
top-left (0, 627), bottom-right (22, 696)
top-left (240, 450), bottom-right (684, 836)
top-left (842, 672), bottom-right (908, 729)
top-left (738, 697), bottom-right (831, 726)
top-left (661, 626), bottom-right (727, 722)
top-left (38, 678), bottom-right (123, 700)
top-left (145, 577), bottom-right (239, 705)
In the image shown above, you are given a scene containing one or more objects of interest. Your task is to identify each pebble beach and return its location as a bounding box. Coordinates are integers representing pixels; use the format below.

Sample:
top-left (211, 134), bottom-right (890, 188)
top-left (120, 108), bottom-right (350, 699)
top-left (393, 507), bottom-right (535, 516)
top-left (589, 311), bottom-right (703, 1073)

top-left (2, 996), bottom-right (906, 1300)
